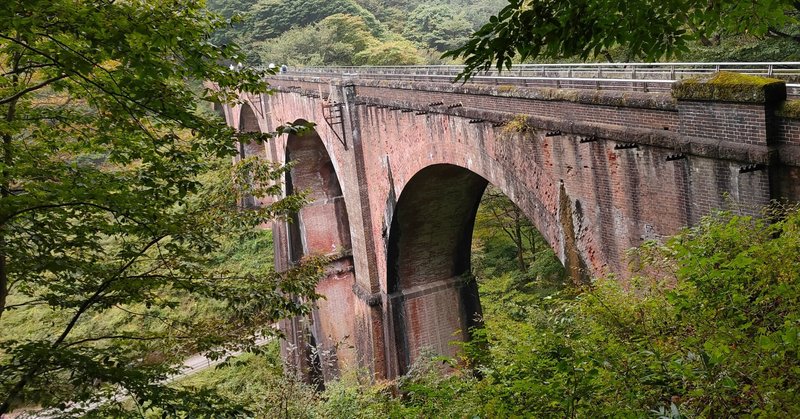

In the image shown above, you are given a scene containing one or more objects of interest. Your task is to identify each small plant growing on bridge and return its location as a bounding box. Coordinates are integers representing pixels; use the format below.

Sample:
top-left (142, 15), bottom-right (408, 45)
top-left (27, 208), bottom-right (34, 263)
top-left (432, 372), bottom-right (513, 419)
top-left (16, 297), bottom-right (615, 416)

top-left (501, 114), bottom-right (532, 134)
top-left (496, 85), bottom-right (517, 93)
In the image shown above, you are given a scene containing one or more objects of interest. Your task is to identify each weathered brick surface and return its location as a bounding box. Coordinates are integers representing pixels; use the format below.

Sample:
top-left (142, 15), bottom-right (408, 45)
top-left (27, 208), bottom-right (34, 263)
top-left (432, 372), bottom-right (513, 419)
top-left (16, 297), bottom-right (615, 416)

top-left (397, 279), bottom-right (468, 363)
top-left (678, 101), bottom-right (768, 145)
top-left (777, 117), bottom-right (800, 146)
top-left (355, 85), bottom-right (679, 132)
top-left (312, 256), bottom-right (357, 381)
top-left (227, 75), bottom-right (798, 381)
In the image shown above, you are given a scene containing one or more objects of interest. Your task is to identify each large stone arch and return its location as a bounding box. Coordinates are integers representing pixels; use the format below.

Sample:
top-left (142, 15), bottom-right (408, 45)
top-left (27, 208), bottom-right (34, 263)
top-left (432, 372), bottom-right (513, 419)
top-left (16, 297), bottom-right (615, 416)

top-left (281, 121), bottom-right (357, 383)
top-left (385, 162), bottom-right (572, 375)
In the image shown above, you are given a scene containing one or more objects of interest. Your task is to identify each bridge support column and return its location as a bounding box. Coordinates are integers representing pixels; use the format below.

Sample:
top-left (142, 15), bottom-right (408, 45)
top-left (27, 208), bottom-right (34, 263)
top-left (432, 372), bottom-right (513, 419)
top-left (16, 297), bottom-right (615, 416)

top-left (334, 81), bottom-right (394, 380)
top-left (389, 276), bottom-right (480, 374)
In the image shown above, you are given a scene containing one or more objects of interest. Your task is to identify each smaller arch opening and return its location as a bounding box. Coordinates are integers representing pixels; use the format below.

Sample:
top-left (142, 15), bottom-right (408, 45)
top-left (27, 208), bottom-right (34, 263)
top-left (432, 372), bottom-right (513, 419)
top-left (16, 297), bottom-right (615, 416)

top-left (238, 103), bottom-right (264, 159)
top-left (282, 121), bottom-right (356, 384)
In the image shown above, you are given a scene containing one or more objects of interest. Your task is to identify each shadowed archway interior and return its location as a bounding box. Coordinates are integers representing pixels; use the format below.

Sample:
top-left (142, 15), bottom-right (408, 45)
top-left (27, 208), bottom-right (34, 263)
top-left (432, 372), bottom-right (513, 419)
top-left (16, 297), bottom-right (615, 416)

top-left (283, 123), bottom-right (357, 383)
top-left (238, 102), bottom-right (265, 159)
top-left (386, 164), bottom-right (488, 375)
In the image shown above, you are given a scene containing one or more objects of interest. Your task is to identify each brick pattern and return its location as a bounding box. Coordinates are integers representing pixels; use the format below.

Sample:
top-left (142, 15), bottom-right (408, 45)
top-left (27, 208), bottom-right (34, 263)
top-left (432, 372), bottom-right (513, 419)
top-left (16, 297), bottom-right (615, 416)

top-left (400, 280), bottom-right (467, 362)
top-left (679, 101), bottom-right (768, 145)
top-left (239, 79), bottom-right (790, 381)
top-left (777, 117), bottom-right (800, 146)
top-left (356, 86), bottom-right (679, 133)
top-left (312, 257), bottom-right (357, 381)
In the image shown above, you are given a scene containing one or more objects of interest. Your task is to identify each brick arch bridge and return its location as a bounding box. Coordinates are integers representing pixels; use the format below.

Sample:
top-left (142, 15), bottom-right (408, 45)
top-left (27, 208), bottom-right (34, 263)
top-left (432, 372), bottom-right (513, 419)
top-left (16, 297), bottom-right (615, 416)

top-left (219, 68), bottom-right (800, 381)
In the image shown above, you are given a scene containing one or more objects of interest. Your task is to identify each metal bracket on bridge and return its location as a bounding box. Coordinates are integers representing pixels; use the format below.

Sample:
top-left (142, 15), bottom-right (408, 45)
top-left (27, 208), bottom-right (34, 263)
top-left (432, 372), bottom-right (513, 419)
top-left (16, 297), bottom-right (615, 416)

top-left (579, 135), bottom-right (598, 143)
top-left (666, 153), bottom-right (686, 161)
top-left (739, 163), bottom-right (766, 173)
top-left (545, 130), bottom-right (562, 137)
top-left (614, 142), bottom-right (639, 150)
top-left (322, 101), bottom-right (347, 150)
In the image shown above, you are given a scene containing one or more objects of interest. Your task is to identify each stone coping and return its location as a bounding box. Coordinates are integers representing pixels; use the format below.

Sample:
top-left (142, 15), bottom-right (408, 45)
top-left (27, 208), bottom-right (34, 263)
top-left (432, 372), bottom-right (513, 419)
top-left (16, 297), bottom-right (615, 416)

top-left (672, 72), bottom-right (786, 103)
top-left (268, 75), bottom-right (677, 111)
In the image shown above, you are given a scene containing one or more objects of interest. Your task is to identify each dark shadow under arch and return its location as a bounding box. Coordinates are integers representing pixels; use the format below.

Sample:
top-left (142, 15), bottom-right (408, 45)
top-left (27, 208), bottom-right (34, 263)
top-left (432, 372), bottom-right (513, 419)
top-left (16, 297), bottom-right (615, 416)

top-left (284, 120), bottom-right (352, 262)
top-left (238, 102), bottom-right (264, 159)
top-left (283, 121), bottom-right (356, 384)
top-left (386, 164), bottom-right (488, 375)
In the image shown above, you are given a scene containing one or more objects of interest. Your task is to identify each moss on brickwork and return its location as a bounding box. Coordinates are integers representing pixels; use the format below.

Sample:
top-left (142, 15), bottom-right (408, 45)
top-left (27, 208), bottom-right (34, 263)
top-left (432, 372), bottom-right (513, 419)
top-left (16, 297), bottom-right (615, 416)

top-left (502, 114), bottom-right (531, 133)
top-left (777, 100), bottom-right (800, 119)
top-left (672, 71), bottom-right (785, 103)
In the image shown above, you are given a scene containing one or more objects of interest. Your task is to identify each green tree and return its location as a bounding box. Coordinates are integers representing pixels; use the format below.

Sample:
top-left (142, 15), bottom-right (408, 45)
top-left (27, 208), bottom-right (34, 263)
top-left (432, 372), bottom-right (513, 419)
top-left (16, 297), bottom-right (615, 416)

top-left (403, 4), bottom-right (474, 52)
top-left (0, 0), bottom-right (320, 415)
top-left (258, 14), bottom-right (380, 66)
top-left (250, 0), bottom-right (382, 40)
top-left (355, 39), bottom-right (425, 65)
top-left (445, 0), bottom-right (800, 80)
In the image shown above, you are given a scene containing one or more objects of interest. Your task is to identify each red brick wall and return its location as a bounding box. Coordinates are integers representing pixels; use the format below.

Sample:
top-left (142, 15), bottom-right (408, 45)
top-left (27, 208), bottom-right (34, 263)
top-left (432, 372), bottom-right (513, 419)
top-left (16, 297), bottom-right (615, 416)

top-left (356, 85), bottom-right (679, 132)
top-left (777, 117), bottom-right (800, 146)
top-left (678, 101), bottom-right (768, 145)
top-left (241, 77), bottom-right (792, 380)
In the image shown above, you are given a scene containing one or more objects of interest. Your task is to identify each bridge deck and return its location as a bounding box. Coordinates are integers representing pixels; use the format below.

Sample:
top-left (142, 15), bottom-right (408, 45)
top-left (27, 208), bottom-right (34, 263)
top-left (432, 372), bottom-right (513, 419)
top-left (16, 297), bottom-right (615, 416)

top-left (271, 62), bottom-right (800, 97)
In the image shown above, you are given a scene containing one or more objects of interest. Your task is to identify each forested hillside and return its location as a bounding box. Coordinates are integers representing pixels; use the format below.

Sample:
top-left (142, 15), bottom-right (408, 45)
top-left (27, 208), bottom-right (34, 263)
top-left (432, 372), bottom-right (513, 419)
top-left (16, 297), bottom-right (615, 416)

top-left (206, 0), bottom-right (505, 65)
top-left (207, 0), bottom-right (799, 67)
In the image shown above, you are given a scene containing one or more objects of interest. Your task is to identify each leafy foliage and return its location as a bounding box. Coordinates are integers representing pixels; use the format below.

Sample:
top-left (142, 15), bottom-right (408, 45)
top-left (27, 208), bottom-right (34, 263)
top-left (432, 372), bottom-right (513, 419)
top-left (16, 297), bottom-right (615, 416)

top-left (354, 39), bottom-right (425, 66)
top-left (206, 0), bottom-right (506, 66)
top-left (258, 14), bottom-right (380, 67)
top-left (305, 206), bottom-right (800, 417)
top-left (0, 0), bottom-right (323, 415)
top-left (402, 4), bottom-right (474, 52)
top-left (472, 186), bottom-right (566, 292)
top-left (179, 341), bottom-right (318, 419)
top-left (445, 0), bottom-right (800, 80)
top-left (254, 0), bottom-right (382, 38)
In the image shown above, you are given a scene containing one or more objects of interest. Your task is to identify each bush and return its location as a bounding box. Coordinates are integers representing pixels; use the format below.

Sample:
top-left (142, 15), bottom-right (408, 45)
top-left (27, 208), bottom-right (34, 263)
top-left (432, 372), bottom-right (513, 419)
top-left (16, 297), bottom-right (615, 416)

top-left (337, 206), bottom-right (800, 417)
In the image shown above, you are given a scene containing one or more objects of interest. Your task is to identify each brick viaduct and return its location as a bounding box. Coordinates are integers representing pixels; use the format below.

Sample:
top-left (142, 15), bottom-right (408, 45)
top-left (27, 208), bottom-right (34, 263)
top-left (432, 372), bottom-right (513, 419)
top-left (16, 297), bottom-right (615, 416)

top-left (218, 72), bottom-right (800, 383)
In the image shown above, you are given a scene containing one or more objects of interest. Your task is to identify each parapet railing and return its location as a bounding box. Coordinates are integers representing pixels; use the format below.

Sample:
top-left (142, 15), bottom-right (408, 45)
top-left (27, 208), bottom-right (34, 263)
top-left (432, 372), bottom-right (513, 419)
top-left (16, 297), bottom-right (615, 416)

top-left (269, 62), bottom-right (800, 96)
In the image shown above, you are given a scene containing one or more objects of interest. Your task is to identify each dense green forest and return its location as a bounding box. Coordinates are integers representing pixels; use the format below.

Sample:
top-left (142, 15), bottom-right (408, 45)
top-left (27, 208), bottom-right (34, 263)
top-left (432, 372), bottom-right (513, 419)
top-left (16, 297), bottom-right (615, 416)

top-left (206, 0), bottom-right (506, 66)
top-left (207, 0), bottom-right (800, 67)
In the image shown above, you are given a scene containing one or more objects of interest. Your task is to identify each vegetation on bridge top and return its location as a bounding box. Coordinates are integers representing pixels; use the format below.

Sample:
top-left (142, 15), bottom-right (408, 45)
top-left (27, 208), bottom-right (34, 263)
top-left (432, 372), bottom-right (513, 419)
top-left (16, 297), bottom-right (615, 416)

top-left (673, 71), bottom-right (787, 103)
top-left (778, 99), bottom-right (800, 119)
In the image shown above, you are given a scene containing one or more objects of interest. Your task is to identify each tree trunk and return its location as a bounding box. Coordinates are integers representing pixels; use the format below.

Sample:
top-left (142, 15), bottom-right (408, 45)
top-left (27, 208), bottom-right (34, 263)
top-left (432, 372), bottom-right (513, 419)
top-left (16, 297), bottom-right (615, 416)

top-left (514, 213), bottom-right (526, 271)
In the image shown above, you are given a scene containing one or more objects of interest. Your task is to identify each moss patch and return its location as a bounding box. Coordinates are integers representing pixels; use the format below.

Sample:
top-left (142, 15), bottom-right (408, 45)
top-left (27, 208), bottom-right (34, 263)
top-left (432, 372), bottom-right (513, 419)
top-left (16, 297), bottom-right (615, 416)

top-left (502, 114), bottom-right (531, 133)
top-left (777, 100), bottom-right (800, 119)
top-left (496, 85), bottom-right (516, 93)
top-left (672, 71), bottom-right (786, 103)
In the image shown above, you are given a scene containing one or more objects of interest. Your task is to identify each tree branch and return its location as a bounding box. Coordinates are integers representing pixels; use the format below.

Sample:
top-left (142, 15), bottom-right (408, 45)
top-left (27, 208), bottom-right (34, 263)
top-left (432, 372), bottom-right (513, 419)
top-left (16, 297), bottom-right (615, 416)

top-left (0, 234), bottom-right (165, 415)
top-left (0, 201), bottom-right (151, 229)
top-left (0, 74), bottom-right (68, 106)
top-left (767, 27), bottom-right (800, 42)
top-left (2, 299), bottom-right (47, 310)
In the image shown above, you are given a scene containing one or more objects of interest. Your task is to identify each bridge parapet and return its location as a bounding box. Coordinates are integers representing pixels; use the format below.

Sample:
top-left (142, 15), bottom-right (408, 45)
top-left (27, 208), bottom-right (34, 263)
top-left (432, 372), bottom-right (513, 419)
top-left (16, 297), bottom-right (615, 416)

top-left (267, 72), bottom-right (799, 172)
top-left (279, 62), bottom-right (800, 95)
